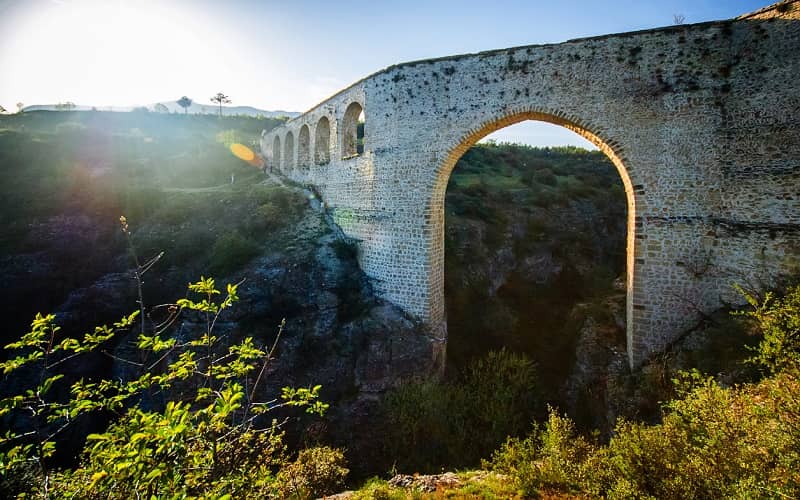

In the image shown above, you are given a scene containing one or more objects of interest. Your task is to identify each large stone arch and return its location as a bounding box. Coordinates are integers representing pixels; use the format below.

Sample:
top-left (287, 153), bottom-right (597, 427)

top-left (284, 131), bottom-right (295, 171)
top-left (428, 109), bottom-right (640, 365)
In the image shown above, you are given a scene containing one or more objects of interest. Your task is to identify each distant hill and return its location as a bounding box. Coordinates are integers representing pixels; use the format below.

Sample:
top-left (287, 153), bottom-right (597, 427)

top-left (23, 101), bottom-right (299, 118)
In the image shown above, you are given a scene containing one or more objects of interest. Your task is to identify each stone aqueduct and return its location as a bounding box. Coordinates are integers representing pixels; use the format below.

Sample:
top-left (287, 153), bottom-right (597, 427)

top-left (262, 1), bottom-right (800, 367)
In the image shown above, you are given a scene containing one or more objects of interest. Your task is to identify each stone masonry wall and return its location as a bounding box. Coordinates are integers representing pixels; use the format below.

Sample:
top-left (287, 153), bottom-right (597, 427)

top-left (261, 1), bottom-right (800, 367)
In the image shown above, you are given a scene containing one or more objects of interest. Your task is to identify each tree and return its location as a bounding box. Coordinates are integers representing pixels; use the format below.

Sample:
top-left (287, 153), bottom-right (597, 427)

top-left (673, 13), bottom-right (686, 25)
top-left (0, 104), bottom-right (6, 114)
top-left (16, 102), bottom-right (24, 113)
top-left (210, 92), bottom-right (231, 117)
top-left (177, 96), bottom-right (192, 114)
top-left (154, 102), bottom-right (169, 113)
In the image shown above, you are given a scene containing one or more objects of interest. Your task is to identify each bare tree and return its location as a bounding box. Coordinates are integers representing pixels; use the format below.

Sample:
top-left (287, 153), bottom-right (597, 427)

top-left (210, 92), bottom-right (231, 117)
top-left (673, 13), bottom-right (686, 25)
top-left (177, 96), bottom-right (192, 114)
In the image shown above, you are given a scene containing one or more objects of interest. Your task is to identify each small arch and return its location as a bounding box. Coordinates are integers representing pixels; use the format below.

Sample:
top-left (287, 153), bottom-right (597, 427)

top-left (314, 116), bottom-right (331, 165)
top-left (284, 131), bottom-right (295, 171)
top-left (298, 124), bottom-right (311, 167)
top-left (341, 102), bottom-right (365, 159)
top-left (273, 136), bottom-right (282, 170)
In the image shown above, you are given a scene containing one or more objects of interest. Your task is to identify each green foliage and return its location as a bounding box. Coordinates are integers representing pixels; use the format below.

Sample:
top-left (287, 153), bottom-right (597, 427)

top-left (216, 128), bottom-right (243, 147)
top-left (350, 478), bottom-right (406, 500)
top-left (210, 231), bottom-right (261, 275)
top-left (381, 349), bottom-right (540, 472)
top-left (277, 446), bottom-right (349, 499)
top-left (444, 142), bottom-right (627, 400)
top-left (489, 408), bottom-right (594, 496)
top-left (737, 283), bottom-right (800, 373)
top-left (488, 283), bottom-right (800, 499)
top-left (491, 372), bottom-right (800, 499)
top-left (0, 267), bottom-right (331, 497)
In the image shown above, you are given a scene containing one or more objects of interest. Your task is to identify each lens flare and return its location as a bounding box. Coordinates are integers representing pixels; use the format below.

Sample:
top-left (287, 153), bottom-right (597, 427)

top-left (230, 143), bottom-right (255, 162)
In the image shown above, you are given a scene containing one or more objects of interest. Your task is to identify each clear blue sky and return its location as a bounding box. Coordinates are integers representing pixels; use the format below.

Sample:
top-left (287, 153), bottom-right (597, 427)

top-left (0, 0), bottom-right (768, 146)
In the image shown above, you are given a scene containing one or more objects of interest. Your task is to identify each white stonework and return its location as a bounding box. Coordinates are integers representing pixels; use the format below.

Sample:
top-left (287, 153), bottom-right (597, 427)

top-left (262, 1), bottom-right (800, 367)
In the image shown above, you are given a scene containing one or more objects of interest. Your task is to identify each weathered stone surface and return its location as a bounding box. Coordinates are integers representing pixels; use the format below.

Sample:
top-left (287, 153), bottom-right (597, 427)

top-left (262, 1), bottom-right (800, 367)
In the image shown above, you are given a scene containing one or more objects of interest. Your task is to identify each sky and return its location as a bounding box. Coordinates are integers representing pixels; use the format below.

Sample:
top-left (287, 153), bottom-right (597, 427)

top-left (0, 0), bottom-right (767, 146)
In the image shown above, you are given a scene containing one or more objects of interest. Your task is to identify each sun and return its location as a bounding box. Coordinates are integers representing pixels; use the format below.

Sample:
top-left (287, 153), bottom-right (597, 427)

top-left (1, 0), bottom-right (232, 107)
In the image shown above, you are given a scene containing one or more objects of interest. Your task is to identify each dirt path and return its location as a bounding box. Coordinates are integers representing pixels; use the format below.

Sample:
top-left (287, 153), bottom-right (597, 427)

top-left (160, 173), bottom-right (285, 194)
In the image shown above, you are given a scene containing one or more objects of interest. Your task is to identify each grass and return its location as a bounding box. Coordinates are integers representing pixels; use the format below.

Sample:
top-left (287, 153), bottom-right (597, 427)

top-left (350, 472), bottom-right (525, 499)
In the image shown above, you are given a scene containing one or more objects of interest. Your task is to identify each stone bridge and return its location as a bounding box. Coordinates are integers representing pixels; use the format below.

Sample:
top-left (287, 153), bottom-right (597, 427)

top-left (262, 1), bottom-right (800, 367)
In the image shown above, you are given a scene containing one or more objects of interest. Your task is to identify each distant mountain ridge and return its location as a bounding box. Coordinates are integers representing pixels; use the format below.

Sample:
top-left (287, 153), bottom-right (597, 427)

top-left (23, 101), bottom-right (299, 118)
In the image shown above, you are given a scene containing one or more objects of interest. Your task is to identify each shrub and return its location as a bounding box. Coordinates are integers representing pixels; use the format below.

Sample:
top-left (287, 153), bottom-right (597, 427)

top-left (588, 370), bottom-right (800, 499)
top-left (249, 189), bottom-right (306, 234)
top-left (463, 349), bottom-right (540, 452)
top-left (277, 446), bottom-right (349, 499)
top-left (210, 231), bottom-right (260, 274)
top-left (490, 409), bottom-right (594, 496)
top-left (738, 283), bottom-right (800, 373)
top-left (0, 218), bottom-right (331, 497)
top-left (487, 283), bottom-right (800, 498)
top-left (532, 167), bottom-right (557, 186)
top-left (381, 349), bottom-right (541, 472)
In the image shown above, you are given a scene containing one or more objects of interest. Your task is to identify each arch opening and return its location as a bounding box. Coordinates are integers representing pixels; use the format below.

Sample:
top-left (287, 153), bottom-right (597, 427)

top-left (430, 112), bottom-right (637, 387)
top-left (341, 102), bottom-right (365, 159)
top-left (284, 131), bottom-right (295, 171)
top-left (298, 124), bottom-right (311, 168)
top-left (272, 136), bottom-right (281, 170)
top-left (314, 116), bottom-right (331, 165)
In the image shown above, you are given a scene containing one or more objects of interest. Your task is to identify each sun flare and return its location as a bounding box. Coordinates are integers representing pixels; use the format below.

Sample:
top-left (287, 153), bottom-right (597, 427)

top-left (1, 0), bottom-right (236, 107)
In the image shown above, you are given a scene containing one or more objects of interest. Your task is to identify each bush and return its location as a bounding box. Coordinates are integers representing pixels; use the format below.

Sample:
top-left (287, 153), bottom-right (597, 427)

top-left (532, 167), bottom-right (557, 186)
top-left (277, 446), bottom-right (349, 499)
top-left (488, 283), bottom-right (800, 499)
top-left (381, 349), bottom-right (541, 472)
top-left (248, 188), bottom-right (306, 234)
top-left (0, 276), bottom-right (331, 498)
top-left (589, 370), bottom-right (800, 499)
top-left (0, 219), bottom-right (331, 497)
top-left (738, 283), bottom-right (800, 373)
top-left (490, 409), bottom-right (594, 496)
top-left (210, 231), bottom-right (260, 274)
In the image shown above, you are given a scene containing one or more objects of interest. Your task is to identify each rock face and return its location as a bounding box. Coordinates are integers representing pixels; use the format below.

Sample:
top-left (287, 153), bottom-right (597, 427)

top-left (0, 111), bottom-right (446, 476)
top-left (0, 176), bottom-right (443, 473)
